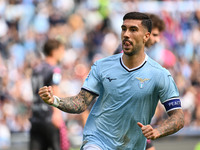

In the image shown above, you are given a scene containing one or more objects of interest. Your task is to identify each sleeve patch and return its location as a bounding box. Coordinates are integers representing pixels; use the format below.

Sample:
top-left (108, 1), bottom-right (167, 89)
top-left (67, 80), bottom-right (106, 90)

top-left (162, 98), bottom-right (181, 112)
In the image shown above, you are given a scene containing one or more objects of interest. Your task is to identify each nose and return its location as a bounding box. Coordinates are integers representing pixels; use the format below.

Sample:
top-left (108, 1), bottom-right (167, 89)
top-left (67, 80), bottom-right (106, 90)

top-left (123, 30), bottom-right (130, 38)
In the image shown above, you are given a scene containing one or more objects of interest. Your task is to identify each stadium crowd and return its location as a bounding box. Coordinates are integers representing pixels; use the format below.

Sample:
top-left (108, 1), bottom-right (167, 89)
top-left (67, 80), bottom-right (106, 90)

top-left (0, 0), bottom-right (200, 149)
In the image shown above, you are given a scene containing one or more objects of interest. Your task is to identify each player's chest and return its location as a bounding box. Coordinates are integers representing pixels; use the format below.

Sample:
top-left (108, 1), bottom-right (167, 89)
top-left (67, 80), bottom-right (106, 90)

top-left (101, 71), bottom-right (155, 97)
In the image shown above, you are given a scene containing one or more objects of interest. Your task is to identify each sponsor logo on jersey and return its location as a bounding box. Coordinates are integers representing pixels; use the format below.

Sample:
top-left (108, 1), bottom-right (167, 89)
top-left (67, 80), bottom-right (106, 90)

top-left (106, 77), bottom-right (117, 82)
top-left (136, 77), bottom-right (150, 89)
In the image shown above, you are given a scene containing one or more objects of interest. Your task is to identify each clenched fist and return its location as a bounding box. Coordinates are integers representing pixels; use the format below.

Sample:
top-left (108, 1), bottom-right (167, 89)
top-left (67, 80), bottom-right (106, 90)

top-left (137, 122), bottom-right (160, 140)
top-left (38, 86), bottom-right (54, 105)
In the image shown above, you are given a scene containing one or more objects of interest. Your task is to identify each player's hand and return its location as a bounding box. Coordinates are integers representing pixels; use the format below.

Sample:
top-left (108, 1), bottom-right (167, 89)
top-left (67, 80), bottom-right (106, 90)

top-left (38, 86), bottom-right (54, 105)
top-left (137, 122), bottom-right (160, 140)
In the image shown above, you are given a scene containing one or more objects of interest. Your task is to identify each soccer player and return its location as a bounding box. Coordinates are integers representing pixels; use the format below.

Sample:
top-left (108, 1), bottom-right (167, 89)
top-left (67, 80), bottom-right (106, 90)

top-left (38, 12), bottom-right (184, 150)
top-left (113, 13), bottom-right (165, 150)
top-left (30, 39), bottom-right (68, 150)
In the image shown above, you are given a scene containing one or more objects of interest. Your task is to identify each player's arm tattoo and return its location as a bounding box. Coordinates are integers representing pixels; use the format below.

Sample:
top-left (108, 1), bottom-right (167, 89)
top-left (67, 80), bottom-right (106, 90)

top-left (156, 109), bottom-right (184, 138)
top-left (57, 89), bottom-right (97, 114)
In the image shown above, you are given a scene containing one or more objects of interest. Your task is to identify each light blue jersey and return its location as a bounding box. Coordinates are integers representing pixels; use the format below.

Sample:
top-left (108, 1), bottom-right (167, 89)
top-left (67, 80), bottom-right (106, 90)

top-left (82, 53), bottom-right (181, 150)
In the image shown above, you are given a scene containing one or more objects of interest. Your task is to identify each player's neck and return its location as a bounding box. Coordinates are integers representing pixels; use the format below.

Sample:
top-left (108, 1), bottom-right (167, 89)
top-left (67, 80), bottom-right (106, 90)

top-left (45, 57), bottom-right (57, 66)
top-left (122, 52), bottom-right (146, 70)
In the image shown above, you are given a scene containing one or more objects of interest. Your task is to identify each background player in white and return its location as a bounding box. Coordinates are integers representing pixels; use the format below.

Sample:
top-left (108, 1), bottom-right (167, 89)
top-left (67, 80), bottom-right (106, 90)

top-left (38, 12), bottom-right (184, 150)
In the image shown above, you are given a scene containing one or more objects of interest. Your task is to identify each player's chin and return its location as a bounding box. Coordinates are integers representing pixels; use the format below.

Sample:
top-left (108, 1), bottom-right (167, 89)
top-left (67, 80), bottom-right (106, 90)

top-left (123, 50), bottom-right (135, 56)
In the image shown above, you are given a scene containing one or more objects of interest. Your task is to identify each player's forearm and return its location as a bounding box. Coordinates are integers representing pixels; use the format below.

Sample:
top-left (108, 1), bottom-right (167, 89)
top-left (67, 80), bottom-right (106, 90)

top-left (57, 96), bottom-right (87, 114)
top-left (57, 89), bottom-right (96, 114)
top-left (39, 86), bottom-right (97, 114)
top-left (155, 109), bottom-right (184, 138)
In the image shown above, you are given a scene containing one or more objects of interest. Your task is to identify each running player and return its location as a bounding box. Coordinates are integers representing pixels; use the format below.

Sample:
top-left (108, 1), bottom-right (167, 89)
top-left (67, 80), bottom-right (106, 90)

top-left (114, 12), bottom-right (166, 150)
top-left (114, 13), bottom-right (165, 150)
top-left (38, 12), bottom-right (184, 150)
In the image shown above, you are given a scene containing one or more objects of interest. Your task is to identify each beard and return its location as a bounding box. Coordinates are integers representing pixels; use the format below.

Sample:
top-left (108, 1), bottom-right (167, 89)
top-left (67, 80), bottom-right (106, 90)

top-left (122, 45), bottom-right (142, 56)
top-left (123, 49), bottom-right (136, 56)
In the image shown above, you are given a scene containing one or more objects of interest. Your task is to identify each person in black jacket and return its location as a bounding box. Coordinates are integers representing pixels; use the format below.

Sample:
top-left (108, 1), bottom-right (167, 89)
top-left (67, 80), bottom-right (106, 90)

top-left (30, 38), bottom-right (66, 150)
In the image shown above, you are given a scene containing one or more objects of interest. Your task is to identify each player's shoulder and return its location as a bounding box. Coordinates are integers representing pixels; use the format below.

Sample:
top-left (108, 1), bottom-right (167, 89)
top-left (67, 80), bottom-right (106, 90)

top-left (147, 56), bottom-right (171, 75)
top-left (33, 61), bottom-right (55, 74)
top-left (95, 53), bottom-right (122, 65)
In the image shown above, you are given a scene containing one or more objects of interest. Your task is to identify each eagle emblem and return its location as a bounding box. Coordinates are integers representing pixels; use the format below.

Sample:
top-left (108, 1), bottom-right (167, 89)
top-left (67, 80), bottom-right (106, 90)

top-left (136, 77), bottom-right (150, 88)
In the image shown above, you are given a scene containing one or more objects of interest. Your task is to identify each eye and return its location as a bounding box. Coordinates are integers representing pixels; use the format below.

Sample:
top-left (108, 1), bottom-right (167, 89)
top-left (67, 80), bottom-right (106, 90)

top-left (130, 27), bottom-right (137, 32)
top-left (152, 34), bottom-right (159, 37)
top-left (121, 27), bottom-right (126, 31)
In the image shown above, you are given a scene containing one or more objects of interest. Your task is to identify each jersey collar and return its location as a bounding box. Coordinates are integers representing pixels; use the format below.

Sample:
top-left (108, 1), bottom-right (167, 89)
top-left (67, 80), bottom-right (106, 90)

top-left (120, 53), bottom-right (148, 72)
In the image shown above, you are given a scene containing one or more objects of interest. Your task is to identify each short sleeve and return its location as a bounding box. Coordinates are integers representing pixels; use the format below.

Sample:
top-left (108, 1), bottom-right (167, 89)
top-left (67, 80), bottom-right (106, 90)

top-left (157, 70), bottom-right (181, 112)
top-left (82, 62), bottom-right (102, 96)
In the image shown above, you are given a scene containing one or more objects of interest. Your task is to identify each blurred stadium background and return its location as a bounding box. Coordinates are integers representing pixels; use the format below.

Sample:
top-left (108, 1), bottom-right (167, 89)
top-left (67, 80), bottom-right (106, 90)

top-left (1, 0), bottom-right (200, 150)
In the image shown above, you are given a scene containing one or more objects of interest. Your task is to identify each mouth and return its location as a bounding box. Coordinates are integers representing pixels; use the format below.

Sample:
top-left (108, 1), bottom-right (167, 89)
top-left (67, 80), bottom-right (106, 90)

top-left (123, 40), bottom-right (132, 48)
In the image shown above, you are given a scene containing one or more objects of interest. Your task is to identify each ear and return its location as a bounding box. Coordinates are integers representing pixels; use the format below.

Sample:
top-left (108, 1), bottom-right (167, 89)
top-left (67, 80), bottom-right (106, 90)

top-left (143, 32), bottom-right (151, 43)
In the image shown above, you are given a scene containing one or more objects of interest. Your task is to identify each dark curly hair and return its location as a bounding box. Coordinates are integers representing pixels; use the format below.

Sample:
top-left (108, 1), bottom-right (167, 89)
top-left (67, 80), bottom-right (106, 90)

top-left (146, 13), bottom-right (165, 32)
top-left (123, 12), bottom-right (152, 33)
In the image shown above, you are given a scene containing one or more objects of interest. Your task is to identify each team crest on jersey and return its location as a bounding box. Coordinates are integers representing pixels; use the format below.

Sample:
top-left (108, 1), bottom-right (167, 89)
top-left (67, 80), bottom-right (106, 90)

top-left (136, 77), bottom-right (150, 89)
